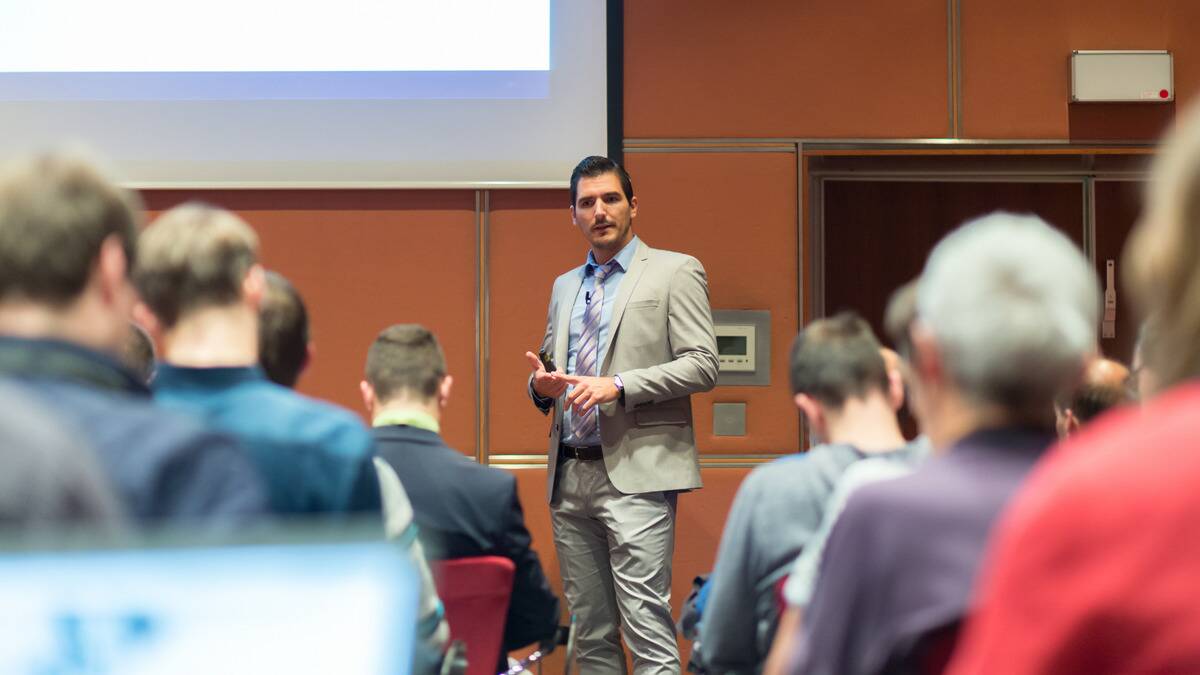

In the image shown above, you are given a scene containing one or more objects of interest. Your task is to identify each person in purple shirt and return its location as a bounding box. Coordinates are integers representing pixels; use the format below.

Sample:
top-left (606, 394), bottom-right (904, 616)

top-left (776, 212), bottom-right (1100, 675)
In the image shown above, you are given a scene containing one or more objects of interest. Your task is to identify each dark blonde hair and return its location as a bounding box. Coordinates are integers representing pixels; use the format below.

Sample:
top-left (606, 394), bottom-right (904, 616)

top-left (133, 202), bottom-right (258, 328)
top-left (1125, 104), bottom-right (1200, 389)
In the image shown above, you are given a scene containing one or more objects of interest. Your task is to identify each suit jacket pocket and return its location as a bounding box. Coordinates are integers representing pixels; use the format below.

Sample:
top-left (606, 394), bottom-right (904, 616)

top-left (635, 408), bottom-right (688, 426)
top-left (627, 299), bottom-right (660, 310)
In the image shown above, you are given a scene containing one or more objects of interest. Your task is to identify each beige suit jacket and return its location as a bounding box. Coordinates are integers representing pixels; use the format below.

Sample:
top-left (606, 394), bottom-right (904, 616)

top-left (531, 239), bottom-right (718, 501)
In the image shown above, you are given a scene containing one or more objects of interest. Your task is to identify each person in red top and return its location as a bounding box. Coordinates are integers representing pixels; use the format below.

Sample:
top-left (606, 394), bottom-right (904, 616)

top-left (948, 102), bottom-right (1200, 675)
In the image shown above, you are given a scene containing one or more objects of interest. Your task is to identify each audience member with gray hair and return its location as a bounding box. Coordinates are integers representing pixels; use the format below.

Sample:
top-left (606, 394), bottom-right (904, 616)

top-left (780, 212), bottom-right (1097, 675)
top-left (0, 152), bottom-right (266, 525)
top-left (948, 103), bottom-right (1200, 675)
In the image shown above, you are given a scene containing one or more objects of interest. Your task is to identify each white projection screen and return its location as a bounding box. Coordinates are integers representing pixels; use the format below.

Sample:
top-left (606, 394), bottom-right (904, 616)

top-left (0, 0), bottom-right (608, 187)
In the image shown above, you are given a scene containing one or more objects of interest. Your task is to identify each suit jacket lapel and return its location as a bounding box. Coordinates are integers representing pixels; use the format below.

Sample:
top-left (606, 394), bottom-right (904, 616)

top-left (555, 265), bottom-right (586, 366)
top-left (600, 240), bottom-right (650, 374)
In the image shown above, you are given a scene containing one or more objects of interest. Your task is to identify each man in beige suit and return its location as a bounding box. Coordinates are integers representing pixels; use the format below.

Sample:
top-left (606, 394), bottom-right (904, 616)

top-left (524, 156), bottom-right (718, 674)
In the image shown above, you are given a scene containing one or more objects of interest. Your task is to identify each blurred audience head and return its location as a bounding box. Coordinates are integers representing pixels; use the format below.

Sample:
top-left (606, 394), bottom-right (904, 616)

top-left (133, 202), bottom-right (262, 330)
top-left (1054, 357), bottom-right (1134, 438)
top-left (789, 312), bottom-right (890, 441)
top-left (361, 324), bottom-right (451, 419)
top-left (258, 270), bottom-right (311, 389)
top-left (912, 212), bottom-right (1099, 446)
top-left (1126, 104), bottom-right (1200, 393)
top-left (0, 152), bottom-right (142, 354)
top-left (121, 321), bottom-right (156, 384)
top-left (885, 277), bottom-right (929, 429)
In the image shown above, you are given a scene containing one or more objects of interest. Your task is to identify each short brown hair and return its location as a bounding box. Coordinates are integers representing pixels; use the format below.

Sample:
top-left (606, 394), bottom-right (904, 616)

top-left (789, 312), bottom-right (889, 407)
top-left (365, 324), bottom-right (446, 402)
top-left (133, 202), bottom-right (258, 328)
top-left (259, 270), bottom-right (309, 388)
top-left (0, 153), bottom-right (141, 306)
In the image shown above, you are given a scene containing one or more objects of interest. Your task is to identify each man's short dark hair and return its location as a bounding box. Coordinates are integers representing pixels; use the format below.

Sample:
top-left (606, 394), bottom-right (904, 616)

top-left (258, 270), bottom-right (309, 389)
top-left (0, 153), bottom-right (141, 306)
top-left (570, 155), bottom-right (634, 207)
top-left (365, 324), bottom-right (447, 402)
top-left (789, 312), bottom-right (889, 408)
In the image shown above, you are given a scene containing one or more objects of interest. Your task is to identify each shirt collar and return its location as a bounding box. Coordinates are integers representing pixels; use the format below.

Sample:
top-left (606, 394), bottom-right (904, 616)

top-left (373, 408), bottom-right (441, 434)
top-left (153, 363), bottom-right (267, 390)
top-left (585, 235), bottom-right (640, 275)
top-left (0, 335), bottom-right (147, 395)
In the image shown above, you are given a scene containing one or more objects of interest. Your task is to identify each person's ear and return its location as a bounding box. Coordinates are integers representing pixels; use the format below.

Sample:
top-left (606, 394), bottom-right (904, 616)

top-left (886, 366), bottom-right (906, 411)
top-left (438, 375), bottom-right (454, 409)
top-left (96, 235), bottom-right (130, 307)
top-left (243, 264), bottom-right (266, 310)
top-left (910, 322), bottom-right (944, 388)
top-left (794, 393), bottom-right (823, 426)
top-left (359, 380), bottom-right (376, 417)
top-left (628, 194), bottom-right (638, 219)
top-left (570, 204), bottom-right (578, 227)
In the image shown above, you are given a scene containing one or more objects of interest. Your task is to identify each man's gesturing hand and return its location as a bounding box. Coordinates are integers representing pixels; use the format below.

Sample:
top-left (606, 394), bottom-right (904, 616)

top-left (555, 374), bottom-right (620, 415)
top-left (525, 351), bottom-right (568, 399)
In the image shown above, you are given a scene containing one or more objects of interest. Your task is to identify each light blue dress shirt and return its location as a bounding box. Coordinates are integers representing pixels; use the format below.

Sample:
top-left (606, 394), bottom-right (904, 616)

top-left (563, 236), bottom-right (640, 446)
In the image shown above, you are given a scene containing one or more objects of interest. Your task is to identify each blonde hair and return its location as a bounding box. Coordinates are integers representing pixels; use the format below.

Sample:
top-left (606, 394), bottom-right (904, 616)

top-left (1125, 104), bottom-right (1200, 389)
top-left (133, 202), bottom-right (258, 327)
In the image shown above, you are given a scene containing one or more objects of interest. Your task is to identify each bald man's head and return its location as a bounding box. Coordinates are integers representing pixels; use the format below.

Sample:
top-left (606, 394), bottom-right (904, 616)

top-left (1055, 357), bottom-right (1135, 437)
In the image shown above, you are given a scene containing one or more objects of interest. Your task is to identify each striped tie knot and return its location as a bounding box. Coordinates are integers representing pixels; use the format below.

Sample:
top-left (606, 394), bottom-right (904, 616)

top-left (594, 260), bottom-right (615, 280)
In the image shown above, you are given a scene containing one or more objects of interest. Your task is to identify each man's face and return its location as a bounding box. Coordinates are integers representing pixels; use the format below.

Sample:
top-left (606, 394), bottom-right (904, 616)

top-left (571, 172), bottom-right (637, 259)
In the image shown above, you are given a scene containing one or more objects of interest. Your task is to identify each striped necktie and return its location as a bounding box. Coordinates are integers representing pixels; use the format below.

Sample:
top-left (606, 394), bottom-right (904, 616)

top-left (570, 261), bottom-right (615, 441)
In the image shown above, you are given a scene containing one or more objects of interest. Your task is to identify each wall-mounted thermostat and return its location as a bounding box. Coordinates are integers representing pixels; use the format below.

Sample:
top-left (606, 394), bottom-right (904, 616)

top-left (712, 310), bottom-right (770, 386)
top-left (715, 324), bottom-right (756, 372)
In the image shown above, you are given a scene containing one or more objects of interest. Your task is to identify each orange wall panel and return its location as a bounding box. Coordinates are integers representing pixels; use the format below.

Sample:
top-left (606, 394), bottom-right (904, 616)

top-left (487, 189), bottom-right (580, 457)
top-left (962, 0), bottom-right (1200, 138)
top-left (623, 151), bottom-right (800, 455)
top-left (141, 190), bottom-right (480, 455)
top-left (624, 0), bottom-right (948, 139)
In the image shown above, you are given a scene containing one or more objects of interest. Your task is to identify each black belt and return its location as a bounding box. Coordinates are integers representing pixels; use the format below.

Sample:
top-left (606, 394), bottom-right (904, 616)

top-left (559, 443), bottom-right (604, 461)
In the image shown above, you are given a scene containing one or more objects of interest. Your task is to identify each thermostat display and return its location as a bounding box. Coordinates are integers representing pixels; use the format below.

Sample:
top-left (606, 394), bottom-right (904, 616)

top-left (715, 324), bottom-right (755, 372)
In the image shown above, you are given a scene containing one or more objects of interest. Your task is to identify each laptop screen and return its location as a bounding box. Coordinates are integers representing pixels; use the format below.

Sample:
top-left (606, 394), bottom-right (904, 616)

top-left (0, 538), bottom-right (417, 674)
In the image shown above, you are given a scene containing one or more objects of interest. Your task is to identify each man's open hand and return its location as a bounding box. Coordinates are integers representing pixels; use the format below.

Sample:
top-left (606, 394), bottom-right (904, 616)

top-left (525, 351), bottom-right (568, 399)
top-left (555, 373), bottom-right (619, 415)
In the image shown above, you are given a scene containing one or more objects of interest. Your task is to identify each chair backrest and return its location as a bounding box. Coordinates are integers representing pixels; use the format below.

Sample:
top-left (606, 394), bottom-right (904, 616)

top-left (432, 556), bottom-right (516, 675)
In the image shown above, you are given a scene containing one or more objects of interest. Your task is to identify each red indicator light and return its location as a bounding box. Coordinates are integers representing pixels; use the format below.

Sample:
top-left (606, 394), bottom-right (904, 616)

top-left (1161, 89), bottom-right (1170, 99)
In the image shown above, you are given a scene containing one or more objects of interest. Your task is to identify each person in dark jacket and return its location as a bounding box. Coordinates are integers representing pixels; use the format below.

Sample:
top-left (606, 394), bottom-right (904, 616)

top-left (361, 323), bottom-right (560, 655)
top-left (0, 153), bottom-right (267, 526)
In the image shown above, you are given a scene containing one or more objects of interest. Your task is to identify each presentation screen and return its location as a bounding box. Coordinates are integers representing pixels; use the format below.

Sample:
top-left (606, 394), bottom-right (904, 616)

top-left (0, 0), bottom-right (608, 187)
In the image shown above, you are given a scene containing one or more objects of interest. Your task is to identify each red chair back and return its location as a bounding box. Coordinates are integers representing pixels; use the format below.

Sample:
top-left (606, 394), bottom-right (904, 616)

top-left (432, 556), bottom-right (516, 675)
